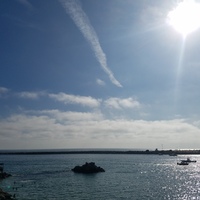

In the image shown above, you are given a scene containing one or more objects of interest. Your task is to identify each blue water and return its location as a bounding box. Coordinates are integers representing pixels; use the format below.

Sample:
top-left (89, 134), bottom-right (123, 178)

top-left (0, 154), bottom-right (200, 199)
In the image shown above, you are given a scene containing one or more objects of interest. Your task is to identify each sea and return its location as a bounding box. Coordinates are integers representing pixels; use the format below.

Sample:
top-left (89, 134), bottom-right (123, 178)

top-left (0, 152), bottom-right (200, 200)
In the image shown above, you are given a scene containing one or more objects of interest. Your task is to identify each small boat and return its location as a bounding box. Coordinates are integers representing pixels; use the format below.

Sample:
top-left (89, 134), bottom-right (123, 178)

top-left (177, 161), bottom-right (189, 165)
top-left (181, 157), bottom-right (197, 163)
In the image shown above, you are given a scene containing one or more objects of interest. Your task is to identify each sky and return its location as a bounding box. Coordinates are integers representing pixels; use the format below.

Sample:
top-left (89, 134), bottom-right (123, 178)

top-left (1, 0), bottom-right (200, 150)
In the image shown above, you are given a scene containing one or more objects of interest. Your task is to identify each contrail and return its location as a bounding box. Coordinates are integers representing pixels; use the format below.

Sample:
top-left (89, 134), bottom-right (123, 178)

top-left (59, 0), bottom-right (122, 87)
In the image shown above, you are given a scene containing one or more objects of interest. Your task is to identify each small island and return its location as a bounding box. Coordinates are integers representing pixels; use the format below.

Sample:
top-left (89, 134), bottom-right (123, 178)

top-left (72, 162), bottom-right (105, 173)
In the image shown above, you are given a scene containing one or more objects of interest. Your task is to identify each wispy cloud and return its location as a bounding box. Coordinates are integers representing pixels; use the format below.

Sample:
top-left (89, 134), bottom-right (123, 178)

top-left (59, 0), bottom-right (122, 87)
top-left (104, 97), bottom-right (140, 110)
top-left (0, 87), bottom-right (9, 94)
top-left (49, 92), bottom-right (101, 108)
top-left (17, 91), bottom-right (44, 99)
top-left (16, 0), bottom-right (34, 10)
top-left (96, 79), bottom-right (106, 86)
top-left (140, 3), bottom-right (167, 25)
top-left (3, 88), bottom-right (143, 111)
top-left (0, 87), bottom-right (9, 98)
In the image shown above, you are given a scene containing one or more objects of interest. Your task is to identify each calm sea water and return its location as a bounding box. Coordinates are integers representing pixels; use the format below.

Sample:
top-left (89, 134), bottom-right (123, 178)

top-left (0, 153), bottom-right (200, 200)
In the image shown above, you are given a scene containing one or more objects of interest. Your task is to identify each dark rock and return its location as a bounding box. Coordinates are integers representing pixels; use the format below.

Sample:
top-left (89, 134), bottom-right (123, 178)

top-left (0, 173), bottom-right (11, 180)
top-left (0, 188), bottom-right (13, 200)
top-left (72, 162), bottom-right (105, 173)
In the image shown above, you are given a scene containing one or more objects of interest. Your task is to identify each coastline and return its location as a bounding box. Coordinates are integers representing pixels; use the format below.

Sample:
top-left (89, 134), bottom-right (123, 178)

top-left (0, 149), bottom-right (200, 155)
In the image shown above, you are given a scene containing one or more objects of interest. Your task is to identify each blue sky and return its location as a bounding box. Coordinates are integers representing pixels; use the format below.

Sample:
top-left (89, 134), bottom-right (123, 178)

top-left (1, 0), bottom-right (200, 150)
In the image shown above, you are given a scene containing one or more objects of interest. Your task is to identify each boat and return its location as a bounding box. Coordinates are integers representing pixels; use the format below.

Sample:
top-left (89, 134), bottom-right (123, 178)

top-left (181, 157), bottom-right (197, 163)
top-left (177, 161), bottom-right (189, 165)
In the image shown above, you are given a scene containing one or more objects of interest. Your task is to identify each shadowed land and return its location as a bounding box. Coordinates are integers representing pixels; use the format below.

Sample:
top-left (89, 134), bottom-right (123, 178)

top-left (0, 164), bottom-right (13, 200)
top-left (0, 149), bottom-right (200, 155)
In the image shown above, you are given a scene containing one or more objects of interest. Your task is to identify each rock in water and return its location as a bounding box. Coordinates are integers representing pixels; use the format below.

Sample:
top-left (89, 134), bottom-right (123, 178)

top-left (0, 172), bottom-right (11, 180)
top-left (72, 162), bottom-right (105, 173)
top-left (0, 188), bottom-right (13, 200)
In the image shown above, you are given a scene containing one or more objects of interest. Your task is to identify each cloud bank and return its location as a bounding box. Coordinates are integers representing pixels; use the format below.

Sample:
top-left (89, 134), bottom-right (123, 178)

top-left (1, 88), bottom-right (200, 150)
top-left (1, 110), bottom-right (200, 149)
top-left (59, 0), bottom-right (122, 87)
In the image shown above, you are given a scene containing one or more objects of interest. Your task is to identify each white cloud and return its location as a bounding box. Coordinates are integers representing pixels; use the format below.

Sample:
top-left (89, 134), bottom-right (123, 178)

top-left (0, 113), bottom-right (73, 149)
top-left (39, 110), bottom-right (103, 122)
top-left (0, 87), bottom-right (9, 98)
top-left (59, 0), bottom-right (122, 88)
top-left (1, 109), bottom-right (200, 149)
top-left (1, 88), bottom-right (199, 149)
top-left (104, 97), bottom-right (140, 110)
top-left (140, 3), bottom-right (167, 25)
top-left (0, 87), bottom-right (9, 93)
top-left (96, 79), bottom-right (106, 86)
top-left (193, 120), bottom-right (200, 128)
top-left (49, 92), bottom-right (101, 108)
top-left (17, 91), bottom-right (44, 99)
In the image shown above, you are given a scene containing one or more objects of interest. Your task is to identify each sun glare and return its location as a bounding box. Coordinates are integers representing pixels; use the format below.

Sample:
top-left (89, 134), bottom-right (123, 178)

top-left (168, 0), bottom-right (200, 37)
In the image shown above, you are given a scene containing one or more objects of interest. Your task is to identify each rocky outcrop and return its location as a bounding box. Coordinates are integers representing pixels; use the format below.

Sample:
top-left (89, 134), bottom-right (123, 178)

top-left (72, 162), bottom-right (105, 173)
top-left (0, 173), bottom-right (11, 180)
top-left (0, 188), bottom-right (13, 200)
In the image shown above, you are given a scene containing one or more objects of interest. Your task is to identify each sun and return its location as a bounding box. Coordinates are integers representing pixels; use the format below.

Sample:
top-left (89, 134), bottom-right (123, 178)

top-left (167, 0), bottom-right (200, 37)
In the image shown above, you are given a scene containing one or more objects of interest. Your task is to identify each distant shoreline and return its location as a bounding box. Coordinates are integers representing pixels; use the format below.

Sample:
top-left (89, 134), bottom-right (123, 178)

top-left (0, 149), bottom-right (200, 155)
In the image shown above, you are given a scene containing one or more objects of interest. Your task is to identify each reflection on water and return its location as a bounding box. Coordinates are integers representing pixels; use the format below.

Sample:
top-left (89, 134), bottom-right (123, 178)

top-left (0, 154), bottom-right (200, 199)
